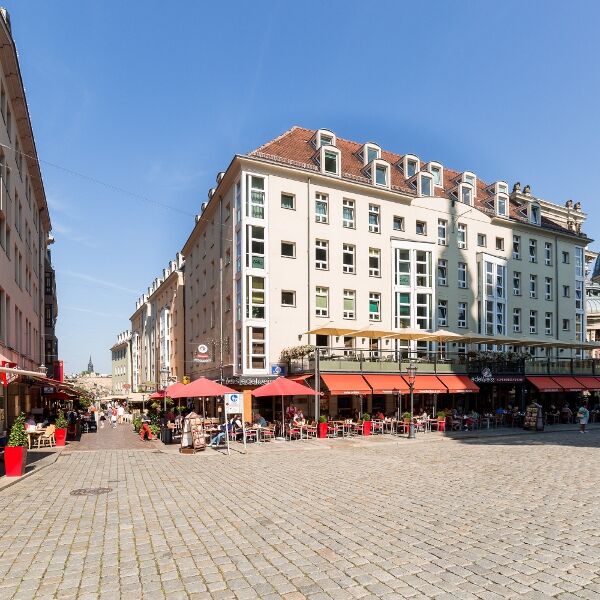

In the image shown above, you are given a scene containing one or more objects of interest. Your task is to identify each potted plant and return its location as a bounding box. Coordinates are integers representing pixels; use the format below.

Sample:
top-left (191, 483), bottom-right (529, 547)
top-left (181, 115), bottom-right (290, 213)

top-left (317, 415), bottom-right (328, 438)
top-left (54, 410), bottom-right (68, 446)
top-left (436, 411), bottom-right (446, 432)
top-left (362, 413), bottom-right (372, 436)
top-left (5, 413), bottom-right (28, 477)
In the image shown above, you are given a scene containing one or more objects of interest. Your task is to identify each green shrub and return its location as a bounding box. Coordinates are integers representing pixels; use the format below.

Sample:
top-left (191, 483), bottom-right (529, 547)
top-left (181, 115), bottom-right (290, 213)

top-left (55, 410), bottom-right (68, 429)
top-left (318, 416), bottom-right (327, 423)
top-left (402, 412), bottom-right (411, 420)
top-left (149, 424), bottom-right (160, 437)
top-left (436, 411), bottom-right (446, 419)
top-left (132, 417), bottom-right (142, 433)
top-left (362, 413), bottom-right (371, 421)
top-left (8, 413), bottom-right (28, 447)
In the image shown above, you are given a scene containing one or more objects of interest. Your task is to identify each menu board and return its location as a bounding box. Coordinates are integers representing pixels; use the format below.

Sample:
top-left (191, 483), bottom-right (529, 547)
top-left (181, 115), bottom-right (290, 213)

top-left (523, 403), bottom-right (543, 431)
top-left (181, 412), bottom-right (206, 452)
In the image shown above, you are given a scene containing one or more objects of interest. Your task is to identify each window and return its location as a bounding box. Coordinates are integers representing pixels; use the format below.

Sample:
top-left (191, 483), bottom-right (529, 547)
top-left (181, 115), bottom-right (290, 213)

top-left (369, 293), bottom-right (381, 321)
top-left (460, 185), bottom-right (473, 206)
top-left (477, 233), bottom-right (487, 247)
top-left (369, 248), bottom-right (381, 277)
top-left (420, 173), bottom-right (433, 197)
top-left (458, 302), bottom-right (468, 328)
top-left (529, 274), bottom-right (537, 299)
top-left (323, 149), bottom-right (339, 174)
top-left (415, 251), bottom-right (432, 287)
top-left (342, 244), bottom-right (355, 274)
top-left (562, 318), bottom-right (570, 331)
top-left (544, 277), bottom-right (552, 301)
top-left (281, 193), bottom-right (295, 210)
top-left (405, 156), bottom-right (419, 177)
top-left (513, 271), bottom-right (521, 295)
top-left (513, 308), bottom-right (521, 333)
top-left (457, 223), bottom-right (467, 249)
top-left (343, 289), bottom-right (355, 319)
top-left (316, 130), bottom-right (335, 147)
top-left (544, 242), bottom-right (552, 266)
top-left (247, 176), bottom-right (265, 219)
top-left (529, 239), bottom-right (537, 263)
top-left (562, 250), bottom-right (570, 264)
top-left (246, 276), bottom-right (265, 319)
top-left (513, 235), bottom-right (521, 260)
top-left (437, 219), bottom-right (447, 245)
top-left (429, 164), bottom-right (443, 186)
top-left (496, 194), bottom-right (508, 217)
top-left (529, 310), bottom-right (537, 334)
top-left (458, 262), bottom-right (467, 288)
top-left (281, 241), bottom-right (296, 258)
top-left (416, 221), bottom-right (426, 235)
top-left (235, 180), bottom-right (242, 223)
top-left (575, 247), bottom-right (584, 277)
top-left (315, 193), bottom-right (328, 223)
top-left (365, 144), bottom-right (380, 163)
top-left (563, 285), bottom-right (570, 298)
top-left (495, 237), bottom-right (504, 251)
top-left (545, 312), bottom-right (553, 335)
top-left (368, 204), bottom-right (380, 233)
top-left (576, 280), bottom-right (583, 310)
top-left (235, 231), bottom-right (242, 272)
top-left (375, 164), bottom-right (388, 186)
top-left (437, 259), bottom-right (448, 286)
top-left (437, 299), bottom-right (448, 327)
top-left (529, 203), bottom-right (541, 225)
top-left (342, 199), bottom-right (355, 228)
top-left (393, 216), bottom-right (404, 231)
top-left (394, 291), bottom-right (411, 328)
top-left (394, 249), bottom-right (411, 286)
top-left (315, 239), bottom-right (328, 270)
top-left (315, 287), bottom-right (329, 317)
top-left (246, 327), bottom-right (266, 370)
top-left (281, 291), bottom-right (296, 307)
top-left (246, 226), bottom-right (265, 269)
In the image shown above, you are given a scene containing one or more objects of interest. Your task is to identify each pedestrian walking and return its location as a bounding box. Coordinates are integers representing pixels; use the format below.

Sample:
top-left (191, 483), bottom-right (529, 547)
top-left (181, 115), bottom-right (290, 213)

top-left (111, 407), bottom-right (118, 429)
top-left (139, 410), bottom-right (153, 441)
top-left (577, 400), bottom-right (590, 433)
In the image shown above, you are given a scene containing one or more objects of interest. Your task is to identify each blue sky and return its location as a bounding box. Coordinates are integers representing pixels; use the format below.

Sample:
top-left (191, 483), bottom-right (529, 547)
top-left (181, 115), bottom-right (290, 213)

top-left (7, 0), bottom-right (600, 373)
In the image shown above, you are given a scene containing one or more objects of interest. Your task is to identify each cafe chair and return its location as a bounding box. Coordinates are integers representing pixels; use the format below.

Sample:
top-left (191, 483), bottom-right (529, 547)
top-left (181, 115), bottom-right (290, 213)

top-left (37, 425), bottom-right (56, 448)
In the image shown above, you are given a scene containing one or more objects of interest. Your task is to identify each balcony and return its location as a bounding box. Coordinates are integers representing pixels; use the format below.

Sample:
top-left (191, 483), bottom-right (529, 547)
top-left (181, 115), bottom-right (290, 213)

top-left (289, 348), bottom-right (599, 377)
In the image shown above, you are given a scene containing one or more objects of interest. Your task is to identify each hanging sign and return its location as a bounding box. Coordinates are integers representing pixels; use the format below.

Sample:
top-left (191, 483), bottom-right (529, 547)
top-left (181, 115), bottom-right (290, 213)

top-left (224, 393), bottom-right (243, 416)
top-left (193, 344), bottom-right (210, 363)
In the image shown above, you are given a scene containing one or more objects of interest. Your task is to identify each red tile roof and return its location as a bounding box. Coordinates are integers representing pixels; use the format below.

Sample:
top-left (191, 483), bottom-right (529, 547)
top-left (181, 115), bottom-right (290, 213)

top-left (248, 126), bottom-right (584, 238)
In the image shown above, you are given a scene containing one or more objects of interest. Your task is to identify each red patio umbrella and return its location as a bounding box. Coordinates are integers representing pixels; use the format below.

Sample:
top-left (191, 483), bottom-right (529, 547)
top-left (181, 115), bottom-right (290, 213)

top-left (168, 377), bottom-right (236, 398)
top-left (149, 390), bottom-right (165, 399)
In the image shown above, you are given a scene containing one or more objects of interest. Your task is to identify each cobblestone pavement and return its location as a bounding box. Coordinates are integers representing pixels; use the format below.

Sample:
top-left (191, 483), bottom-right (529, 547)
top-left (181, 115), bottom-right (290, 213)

top-left (64, 421), bottom-right (156, 452)
top-left (1, 429), bottom-right (600, 599)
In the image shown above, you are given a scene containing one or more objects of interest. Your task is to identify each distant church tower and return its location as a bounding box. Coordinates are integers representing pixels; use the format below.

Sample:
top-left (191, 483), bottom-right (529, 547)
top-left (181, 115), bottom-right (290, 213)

top-left (87, 356), bottom-right (94, 374)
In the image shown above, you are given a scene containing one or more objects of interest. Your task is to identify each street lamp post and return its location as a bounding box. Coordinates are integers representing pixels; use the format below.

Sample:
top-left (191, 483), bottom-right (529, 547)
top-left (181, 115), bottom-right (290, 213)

top-left (406, 362), bottom-right (417, 439)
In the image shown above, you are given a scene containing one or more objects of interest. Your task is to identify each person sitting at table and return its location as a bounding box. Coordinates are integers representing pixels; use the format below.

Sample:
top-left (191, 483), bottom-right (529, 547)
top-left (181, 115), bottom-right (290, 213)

top-left (465, 409), bottom-right (479, 429)
top-left (375, 411), bottom-right (385, 420)
top-left (293, 410), bottom-right (305, 426)
top-left (253, 413), bottom-right (267, 427)
top-left (25, 413), bottom-right (37, 428)
top-left (418, 409), bottom-right (428, 420)
top-left (561, 402), bottom-right (573, 423)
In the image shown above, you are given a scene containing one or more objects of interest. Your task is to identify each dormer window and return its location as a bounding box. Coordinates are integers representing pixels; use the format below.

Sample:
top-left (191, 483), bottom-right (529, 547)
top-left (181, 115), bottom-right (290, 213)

top-left (313, 129), bottom-right (336, 149)
top-left (529, 202), bottom-right (541, 225)
top-left (401, 154), bottom-right (420, 178)
top-left (494, 181), bottom-right (508, 195)
top-left (319, 146), bottom-right (341, 176)
top-left (496, 194), bottom-right (509, 217)
top-left (428, 162), bottom-right (443, 187)
top-left (462, 172), bottom-right (477, 197)
top-left (419, 173), bottom-right (434, 197)
top-left (362, 143), bottom-right (381, 165)
top-left (366, 159), bottom-right (390, 188)
top-left (458, 183), bottom-right (473, 206)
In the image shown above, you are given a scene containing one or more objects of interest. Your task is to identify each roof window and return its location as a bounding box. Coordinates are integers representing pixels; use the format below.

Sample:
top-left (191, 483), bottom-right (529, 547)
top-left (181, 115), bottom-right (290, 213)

top-left (400, 154), bottom-right (420, 178)
top-left (361, 143), bottom-right (381, 165)
top-left (319, 146), bottom-right (341, 177)
top-left (313, 129), bottom-right (336, 149)
top-left (462, 172), bottom-right (477, 197)
top-left (428, 162), bottom-right (443, 187)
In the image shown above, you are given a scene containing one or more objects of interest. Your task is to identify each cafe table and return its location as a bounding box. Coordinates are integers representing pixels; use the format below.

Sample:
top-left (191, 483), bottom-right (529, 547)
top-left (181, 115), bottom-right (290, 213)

top-left (26, 427), bottom-right (44, 449)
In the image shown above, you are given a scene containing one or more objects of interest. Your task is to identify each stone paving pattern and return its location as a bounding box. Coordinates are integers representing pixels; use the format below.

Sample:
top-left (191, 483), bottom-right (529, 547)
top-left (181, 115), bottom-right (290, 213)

top-left (1, 425), bottom-right (600, 599)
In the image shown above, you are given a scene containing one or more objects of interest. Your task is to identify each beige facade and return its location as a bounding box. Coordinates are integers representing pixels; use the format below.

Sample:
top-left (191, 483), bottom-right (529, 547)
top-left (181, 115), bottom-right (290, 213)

top-left (179, 127), bottom-right (591, 384)
top-left (129, 254), bottom-right (184, 392)
top-left (110, 330), bottom-right (131, 394)
top-left (0, 10), bottom-right (55, 429)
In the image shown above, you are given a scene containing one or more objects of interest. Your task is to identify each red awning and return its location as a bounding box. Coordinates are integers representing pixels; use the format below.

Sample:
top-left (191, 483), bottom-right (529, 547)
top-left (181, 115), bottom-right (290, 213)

top-left (403, 375), bottom-right (447, 394)
top-left (321, 374), bottom-right (370, 395)
top-left (551, 376), bottom-right (584, 392)
top-left (526, 376), bottom-right (563, 392)
top-left (362, 374), bottom-right (409, 394)
top-left (436, 375), bottom-right (480, 393)
top-left (288, 374), bottom-right (312, 382)
top-left (574, 377), bottom-right (600, 391)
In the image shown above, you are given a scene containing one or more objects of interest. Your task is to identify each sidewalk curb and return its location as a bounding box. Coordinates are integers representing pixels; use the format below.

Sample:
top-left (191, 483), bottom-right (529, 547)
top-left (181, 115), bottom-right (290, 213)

top-left (0, 448), bottom-right (65, 493)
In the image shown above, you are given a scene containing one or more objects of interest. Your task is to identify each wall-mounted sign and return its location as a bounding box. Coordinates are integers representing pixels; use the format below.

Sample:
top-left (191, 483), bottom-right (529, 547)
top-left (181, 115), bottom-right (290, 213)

top-left (193, 343), bottom-right (210, 363)
top-left (43, 386), bottom-right (55, 395)
top-left (270, 363), bottom-right (287, 376)
top-left (223, 376), bottom-right (275, 387)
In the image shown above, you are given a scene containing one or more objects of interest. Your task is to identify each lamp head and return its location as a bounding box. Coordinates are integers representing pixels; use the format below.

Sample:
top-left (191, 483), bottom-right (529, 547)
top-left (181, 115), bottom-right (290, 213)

top-left (406, 363), bottom-right (417, 385)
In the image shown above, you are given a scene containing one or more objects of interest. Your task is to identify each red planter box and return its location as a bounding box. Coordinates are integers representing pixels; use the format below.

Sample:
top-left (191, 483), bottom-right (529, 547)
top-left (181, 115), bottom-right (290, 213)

top-left (362, 421), bottom-right (372, 436)
top-left (317, 422), bottom-right (328, 438)
top-left (4, 446), bottom-right (26, 477)
top-left (55, 428), bottom-right (67, 446)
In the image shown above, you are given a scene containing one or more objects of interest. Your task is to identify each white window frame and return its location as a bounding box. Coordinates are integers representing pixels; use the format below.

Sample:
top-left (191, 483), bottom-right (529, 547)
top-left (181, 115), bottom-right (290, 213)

top-left (545, 312), bottom-right (552, 336)
top-left (314, 129), bottom-right (336, 148)
top-left (477, 233), bottom-right (487, 248)
top-left (342, 198), bottom-right (355, 229)
top-left (368, 204), bottom-right (380, 233)
top-left (281, 240), bottom-right (296, 258)
top-left (437, 299), bottom-right (448, 327)
top-left (496, 237), bottom-right (504, 251)
top-left (529, 274), bottom-right (537, 299)
top-left (458, 183), bottom-right (473, 206)
top-left (544, 277), bottom-right (552, 301)
top-left (529, 239), bottom-right (537, 263)
top-left (315, 239), bottom-right (328, 270)
top-left (281, 192), bottom-right (295, 210)
top-left (457, 223), bottom-right (467, 249)
top-left (369, 248), bottom-right (381, 277)
top-left (529, 202), bottom-right (541, 225)
top-left (315, 193), bottom-right (328, 223)
top-left (513, 308), bottom-right (521, 333)
top-left (437, 219), bottom-right (447, 245)
top-left (315, 286), bottom-right (329, 317)
top-left (512, 235), bottom-right (521, 260)
top-left (343, 289), bottom-right (356, 319)
top-left (393, 216), bottom-right (405, 231)
top-left (462, 172), bottom-right (477, 196)
top-left (428, 162), bottom-right (444, 187)
top-left (437, 259), bottom-right (448, 286)
top-left (416, 220), bottom-right (427, 236)
top-left (458, 302), bottom-right (468, 328)
top-left (362, 143), bottom-right (381, 165)
top-left (369, 292), bottom-right (381, 322)
top-left (246, 175), bottom-right (265, 219)
top-left (529, 310), bottom-right (537, 334)
top-left (496, 194), bottom-right (509, 217)
top-left (458, 262), bottom-right (467, 288)
top-left (342, 243), bottom-right (356, 274)
top-left (513, 271), bottom-right (521, 296)
top-left (368, 159), bottom-right (390, 188)
top-left (281, 290), bottom-right (296, 307)
top-left (401, 154), bottom-right (420, 178)
top-left (544, 242), bottom-right (552, 266)
top-left (320, 146), bottom-right (341, 176)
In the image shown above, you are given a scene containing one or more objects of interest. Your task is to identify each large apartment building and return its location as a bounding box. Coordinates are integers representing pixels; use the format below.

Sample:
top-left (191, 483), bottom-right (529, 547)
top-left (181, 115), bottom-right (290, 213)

top-left (182, 127), bottom-right (590, 383)
top-left (0, 9), bottom-right (56, 429)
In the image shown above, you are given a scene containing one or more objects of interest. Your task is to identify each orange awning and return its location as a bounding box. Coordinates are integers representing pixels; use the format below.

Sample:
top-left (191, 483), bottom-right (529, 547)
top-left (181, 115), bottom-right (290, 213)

top-left (403, 375), bottom-right (447, 394)
top-left (551, 376), bottom-right (584, 392)
top-left (527, 376), bottom-right (563, 392)
top-left (574, 377), bottom-right (600, 391)
top-left (436, 375), bottom-right (480, 393)
top-left (363, 374), bottom-right (410, 394)
top-left (321, 374), bottom-right (370, 395)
